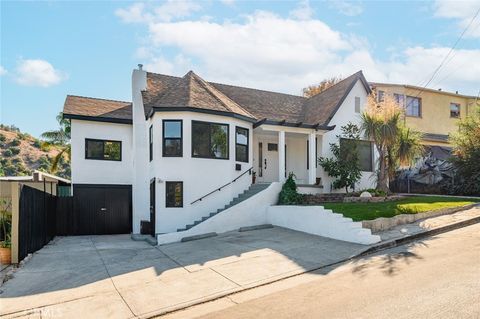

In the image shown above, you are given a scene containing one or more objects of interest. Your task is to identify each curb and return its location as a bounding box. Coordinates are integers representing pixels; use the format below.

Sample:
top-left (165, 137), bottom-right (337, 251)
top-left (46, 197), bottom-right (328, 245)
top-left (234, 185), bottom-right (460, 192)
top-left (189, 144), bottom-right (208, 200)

top-left (360, 214), bottom-right (480, 256)
top-left (146, 215), bottom-right (480, 318)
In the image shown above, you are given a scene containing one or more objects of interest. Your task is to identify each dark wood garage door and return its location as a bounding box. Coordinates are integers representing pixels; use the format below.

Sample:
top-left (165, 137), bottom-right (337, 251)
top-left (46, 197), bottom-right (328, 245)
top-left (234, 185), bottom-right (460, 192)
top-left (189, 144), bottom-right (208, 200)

top-left (72, 184), bottom-right (132, 235)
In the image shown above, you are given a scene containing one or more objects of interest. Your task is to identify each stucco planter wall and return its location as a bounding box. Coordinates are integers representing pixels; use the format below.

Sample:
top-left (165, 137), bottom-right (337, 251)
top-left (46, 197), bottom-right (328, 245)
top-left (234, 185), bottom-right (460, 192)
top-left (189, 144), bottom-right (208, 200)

top-left (362, 203), bottom-right (478, 232)
top-left (343, 196), bottom-right (404, 203)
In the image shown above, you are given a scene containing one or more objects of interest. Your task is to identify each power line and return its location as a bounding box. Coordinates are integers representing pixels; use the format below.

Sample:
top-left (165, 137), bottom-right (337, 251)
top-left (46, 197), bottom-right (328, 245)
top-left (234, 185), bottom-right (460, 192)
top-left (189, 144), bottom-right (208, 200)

top-left (405, 6), bottom-right (480, 108)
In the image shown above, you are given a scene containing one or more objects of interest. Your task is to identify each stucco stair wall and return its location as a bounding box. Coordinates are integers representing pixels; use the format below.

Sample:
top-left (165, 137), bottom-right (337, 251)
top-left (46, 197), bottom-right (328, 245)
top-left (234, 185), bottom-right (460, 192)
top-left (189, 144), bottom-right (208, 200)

top-left (157, 183), bottom-right (380, 245)
top-left (267, 206), bottom-right (381, 245)
top-left (157, 182), bottom-right (282, 245)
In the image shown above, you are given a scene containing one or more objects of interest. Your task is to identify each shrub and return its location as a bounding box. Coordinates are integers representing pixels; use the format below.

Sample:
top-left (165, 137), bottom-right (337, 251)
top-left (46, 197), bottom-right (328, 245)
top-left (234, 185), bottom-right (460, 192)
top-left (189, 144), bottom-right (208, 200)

top-left (17, 132), bottom-right (30, 140)
top-left (318, 123), bottom-right (362, 193)
top-left (3, 149), bottom-right (13, 157)
top-left (10, 147), bottom-right (20, 156)
top-left (10, 138), bottom-right (21, 147)
top-left (0, 133), bottom-right (5, 142)
top-left (32, 139), bottom-right (42, 148)
top-left (278, 173), bottom-right (302, 205)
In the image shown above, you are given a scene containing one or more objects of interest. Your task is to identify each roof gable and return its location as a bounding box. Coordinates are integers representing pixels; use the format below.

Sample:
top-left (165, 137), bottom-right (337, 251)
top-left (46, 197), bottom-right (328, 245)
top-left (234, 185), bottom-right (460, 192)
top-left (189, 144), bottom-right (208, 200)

top-left (302, 71), bottom-right (370, 125)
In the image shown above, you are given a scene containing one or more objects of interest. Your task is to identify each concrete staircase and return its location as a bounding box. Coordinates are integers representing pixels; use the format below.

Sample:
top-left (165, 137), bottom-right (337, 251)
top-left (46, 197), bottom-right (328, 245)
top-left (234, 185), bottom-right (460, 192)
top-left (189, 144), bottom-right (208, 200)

top-left (177, 183), bottom-right (271, 232)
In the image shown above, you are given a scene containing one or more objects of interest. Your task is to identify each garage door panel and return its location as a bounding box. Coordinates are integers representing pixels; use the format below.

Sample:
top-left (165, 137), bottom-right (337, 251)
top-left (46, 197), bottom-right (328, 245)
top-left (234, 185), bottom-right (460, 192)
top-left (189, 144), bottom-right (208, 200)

top-left (72, 185), bottom-right (132, 235)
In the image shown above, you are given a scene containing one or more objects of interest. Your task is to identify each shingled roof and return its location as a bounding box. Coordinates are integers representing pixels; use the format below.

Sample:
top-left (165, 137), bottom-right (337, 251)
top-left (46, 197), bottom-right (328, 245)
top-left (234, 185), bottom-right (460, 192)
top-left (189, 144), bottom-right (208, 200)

top-left (144, 70), bottom-right (370, 127)
top-left (63, 70), bottom-right (370, 128)
top-left (142, 71), bottom-right (254, 119)
top-left (63, 95), bottom-right (132, 124)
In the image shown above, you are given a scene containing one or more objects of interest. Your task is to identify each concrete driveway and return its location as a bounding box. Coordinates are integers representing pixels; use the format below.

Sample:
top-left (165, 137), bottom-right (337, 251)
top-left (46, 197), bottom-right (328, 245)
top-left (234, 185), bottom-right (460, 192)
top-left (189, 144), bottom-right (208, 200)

top-left (0, 227), bottom-right (368, 318)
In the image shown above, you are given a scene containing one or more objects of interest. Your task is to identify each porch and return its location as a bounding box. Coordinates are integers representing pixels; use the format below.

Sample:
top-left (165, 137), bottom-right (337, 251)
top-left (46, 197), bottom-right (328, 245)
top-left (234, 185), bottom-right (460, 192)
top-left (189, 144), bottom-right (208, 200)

top-left (252, 124), bottom-right (327, 187)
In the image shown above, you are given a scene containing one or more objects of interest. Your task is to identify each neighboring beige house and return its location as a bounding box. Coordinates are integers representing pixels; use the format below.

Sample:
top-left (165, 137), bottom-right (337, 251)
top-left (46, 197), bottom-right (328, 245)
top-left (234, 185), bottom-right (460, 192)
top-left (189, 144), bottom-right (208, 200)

top-left (370, 83), bottom-right (480, 147)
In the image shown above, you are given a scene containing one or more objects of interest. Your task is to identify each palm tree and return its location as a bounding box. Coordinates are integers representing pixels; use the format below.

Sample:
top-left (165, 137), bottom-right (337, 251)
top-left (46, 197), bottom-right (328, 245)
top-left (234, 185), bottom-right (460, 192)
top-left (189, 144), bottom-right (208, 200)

top-left (361, 93), bottom-right (424, 192)
top-left (41, 112), bottom-right (71, 173)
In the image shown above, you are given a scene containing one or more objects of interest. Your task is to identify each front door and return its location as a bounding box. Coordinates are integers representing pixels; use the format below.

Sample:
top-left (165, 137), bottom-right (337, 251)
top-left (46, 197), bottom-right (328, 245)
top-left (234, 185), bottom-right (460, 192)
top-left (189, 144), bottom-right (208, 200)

top-left (149, 179), bottom-right (156, 237)
top-left (257, 140), bottom-right (280, 182)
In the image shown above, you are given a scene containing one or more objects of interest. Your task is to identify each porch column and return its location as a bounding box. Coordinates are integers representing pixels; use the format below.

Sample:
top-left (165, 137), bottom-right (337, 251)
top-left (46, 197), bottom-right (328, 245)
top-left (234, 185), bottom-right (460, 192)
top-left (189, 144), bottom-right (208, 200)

top-left (278, 130), bottom-right (286, 183)
top-left (308, 132), bottom-right (316, 184)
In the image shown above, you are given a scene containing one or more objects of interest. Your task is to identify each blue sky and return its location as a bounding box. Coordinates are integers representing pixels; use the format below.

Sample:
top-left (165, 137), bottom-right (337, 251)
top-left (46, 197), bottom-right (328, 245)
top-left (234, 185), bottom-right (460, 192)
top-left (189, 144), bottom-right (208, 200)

top-left (1, 0), bottom-right (479, 137)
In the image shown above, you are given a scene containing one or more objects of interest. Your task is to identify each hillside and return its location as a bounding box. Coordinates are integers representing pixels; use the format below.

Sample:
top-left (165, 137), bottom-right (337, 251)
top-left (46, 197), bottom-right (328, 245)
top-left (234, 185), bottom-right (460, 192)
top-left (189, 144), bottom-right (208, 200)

top-left (0, 125), bottom-right (70, 179)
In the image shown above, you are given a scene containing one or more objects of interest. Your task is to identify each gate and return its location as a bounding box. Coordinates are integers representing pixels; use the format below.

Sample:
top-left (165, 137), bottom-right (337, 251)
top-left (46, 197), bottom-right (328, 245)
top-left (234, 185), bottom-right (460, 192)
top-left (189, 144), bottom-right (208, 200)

top-left (18, 185), bottom-right (56, 262)
top-left (54, 185), bottom-right (132, 236)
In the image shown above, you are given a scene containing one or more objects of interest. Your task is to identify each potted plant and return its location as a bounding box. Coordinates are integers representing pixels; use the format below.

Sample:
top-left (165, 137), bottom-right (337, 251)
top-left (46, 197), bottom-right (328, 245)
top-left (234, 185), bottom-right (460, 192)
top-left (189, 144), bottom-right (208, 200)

top-left (0, 199), bottom-right (12, 265)
top-left (252, 171), bottom-right (257, 184)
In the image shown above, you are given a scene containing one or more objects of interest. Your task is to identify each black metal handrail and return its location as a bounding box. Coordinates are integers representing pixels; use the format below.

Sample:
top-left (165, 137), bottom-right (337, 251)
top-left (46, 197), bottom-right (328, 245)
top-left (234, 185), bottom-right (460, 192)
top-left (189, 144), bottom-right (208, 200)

top-left (190, 167), bottom-right (253, 205)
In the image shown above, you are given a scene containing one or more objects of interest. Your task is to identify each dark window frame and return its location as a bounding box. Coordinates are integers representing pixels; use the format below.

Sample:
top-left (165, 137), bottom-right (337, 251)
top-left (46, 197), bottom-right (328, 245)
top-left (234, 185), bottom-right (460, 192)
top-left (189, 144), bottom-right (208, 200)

top-left (450, 103), bottom-right (460, 118)
top-left (191, 120), bottom-right (230, 160)
top-left (165, 181), bottom-right (183, 208)
top-left (162, 120), bottom-right (183, 157)
top-left (340, 138), bottom-right (374, 172)
top-left (307, 140), bottom-right (309, 170)
top-left (235, 126), bottom-right (249, 163)
top-left (85, 138), bottom-right (122, 161)
top-left (149, 125), bottom-right (153, 161)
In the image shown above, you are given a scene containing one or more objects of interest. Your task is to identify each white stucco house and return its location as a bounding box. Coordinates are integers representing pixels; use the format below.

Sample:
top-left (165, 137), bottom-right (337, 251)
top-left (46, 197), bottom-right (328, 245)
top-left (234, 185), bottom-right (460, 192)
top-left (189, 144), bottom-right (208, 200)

top-left (63, 66), bottom-right (380, 244)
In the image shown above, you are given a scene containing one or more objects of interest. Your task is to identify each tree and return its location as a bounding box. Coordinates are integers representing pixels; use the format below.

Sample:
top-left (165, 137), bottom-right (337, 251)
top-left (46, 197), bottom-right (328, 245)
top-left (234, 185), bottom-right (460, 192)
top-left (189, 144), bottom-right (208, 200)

top-left (318, 123), bottom-right (362, 193)
top-left (361, 92), bottom-right (424, 192)
top-left (41, 112), bottom-right (71, 173)
top-left (302, 76), bottom-right (343, 98)
top-left (449, 106), bottom-right (480, 195)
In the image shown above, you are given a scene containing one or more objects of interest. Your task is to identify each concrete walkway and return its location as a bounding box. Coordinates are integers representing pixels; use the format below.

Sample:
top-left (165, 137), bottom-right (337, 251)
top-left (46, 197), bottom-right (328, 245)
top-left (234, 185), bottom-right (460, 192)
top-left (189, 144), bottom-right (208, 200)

top-left (375, 204), bottom-right (480, 241)
top-left (0, 227), bottom-right (368, 319)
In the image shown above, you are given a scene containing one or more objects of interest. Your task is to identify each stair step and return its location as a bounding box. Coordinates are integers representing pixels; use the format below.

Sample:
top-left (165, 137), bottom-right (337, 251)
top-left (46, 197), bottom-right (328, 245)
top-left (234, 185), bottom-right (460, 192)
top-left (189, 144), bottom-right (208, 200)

top-left (177, 183), bottom-right (271, 232)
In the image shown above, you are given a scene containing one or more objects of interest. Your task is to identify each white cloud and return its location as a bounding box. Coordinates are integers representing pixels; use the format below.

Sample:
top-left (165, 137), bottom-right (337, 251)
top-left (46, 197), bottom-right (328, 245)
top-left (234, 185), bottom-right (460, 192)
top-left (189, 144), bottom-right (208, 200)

top-left (14, 59), bottom-right (67, 87)
top-left (115, 1), bottom-right (201, 24)
top-left (290, 0), bottom-right (314, 20)
top-left (220, 0), bottom-right (235, 6)
top-left (118, 5), bottom-right (480, 96)
top-left (0, 66), bottom-right (7, 76)
top-left (329, 0), bottom-right (363, 16)
top-left (434, 0), bottom-right (480, 38)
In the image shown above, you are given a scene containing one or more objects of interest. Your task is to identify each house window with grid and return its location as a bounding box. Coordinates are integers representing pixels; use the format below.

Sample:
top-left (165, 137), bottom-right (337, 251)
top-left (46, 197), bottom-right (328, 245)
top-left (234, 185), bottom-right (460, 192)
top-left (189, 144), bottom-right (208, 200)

top-left (166, 182), bottom-right (183, 207)
top-left (393, 93), bottom-right (405, 107)
top-left (377, 90), bottom-right (385, 102)
top-left (406, 96), bottom-right (421, 117)
top-left (163, 120), bottom-right (183, 157)
top-left (235, 127), bottom-right (249, 162)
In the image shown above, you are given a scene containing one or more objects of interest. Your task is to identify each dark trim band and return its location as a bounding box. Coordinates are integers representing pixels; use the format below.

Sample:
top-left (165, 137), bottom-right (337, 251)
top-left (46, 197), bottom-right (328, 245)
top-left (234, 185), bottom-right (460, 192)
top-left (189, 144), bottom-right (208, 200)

top-left (149, 106), bottom-right (257, 123)
top-left (63, 113), bottom-right (133, 125)
top-left (253, 119), bottom-right (335, 130)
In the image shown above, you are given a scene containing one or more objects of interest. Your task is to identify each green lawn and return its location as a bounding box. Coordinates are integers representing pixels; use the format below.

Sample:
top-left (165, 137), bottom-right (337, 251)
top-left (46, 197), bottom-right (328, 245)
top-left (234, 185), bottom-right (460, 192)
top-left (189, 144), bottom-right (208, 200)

top-left (323, 196), bottom-right (479, 221)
